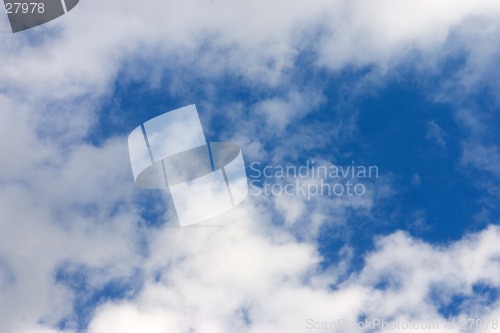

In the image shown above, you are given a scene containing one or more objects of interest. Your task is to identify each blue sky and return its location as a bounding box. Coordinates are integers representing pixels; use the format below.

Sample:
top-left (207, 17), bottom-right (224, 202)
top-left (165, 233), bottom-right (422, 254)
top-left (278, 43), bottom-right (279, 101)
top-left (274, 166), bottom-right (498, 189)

top-left (1, 1), bottom-right (500, 333)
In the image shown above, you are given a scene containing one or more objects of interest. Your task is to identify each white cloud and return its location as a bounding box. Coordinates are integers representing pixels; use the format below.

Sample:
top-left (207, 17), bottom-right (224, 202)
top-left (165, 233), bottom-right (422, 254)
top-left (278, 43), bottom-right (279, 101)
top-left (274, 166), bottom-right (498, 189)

top-left (80, 223), bottom-right (500, 333)
top-left (426, 120), bottom-right (447, 148)
top-left (0, 128), bottom-right (143, 332)
top-left (2, 0), bottom-right (500, 101)
top-left (463, 144), bottom-right (500, 178)
top-left (252, 90), bottom-right (324, 133)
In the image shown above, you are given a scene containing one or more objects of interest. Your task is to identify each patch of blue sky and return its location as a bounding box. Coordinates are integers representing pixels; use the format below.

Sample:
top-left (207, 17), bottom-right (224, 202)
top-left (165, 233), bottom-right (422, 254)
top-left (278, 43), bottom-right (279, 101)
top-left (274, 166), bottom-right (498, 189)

top-left (54, 263), bottom-right (143, 332)
top-left (87, 47), bottom-right (329, 147)
top-left (317, 98), bottom-right (494, 277)
top-left (133, 188), bottom-right (169, 227)
top-left (430, 282), bottom-right (500, 319)
top-left (0, 256), bottom-right (15, 285)
top-left (354, 80), bottom-right (481, 240)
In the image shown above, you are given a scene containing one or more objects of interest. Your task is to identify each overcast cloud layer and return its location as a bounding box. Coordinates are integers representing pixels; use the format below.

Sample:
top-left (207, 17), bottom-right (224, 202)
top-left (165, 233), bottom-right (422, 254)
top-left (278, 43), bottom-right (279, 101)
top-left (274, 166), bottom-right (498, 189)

top-left (1, 1), bottom-right (500, 332)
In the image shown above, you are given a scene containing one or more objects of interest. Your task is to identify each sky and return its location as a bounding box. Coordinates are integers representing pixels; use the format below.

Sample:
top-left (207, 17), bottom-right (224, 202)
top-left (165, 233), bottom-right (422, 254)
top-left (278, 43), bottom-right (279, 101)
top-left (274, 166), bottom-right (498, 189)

top-left (1, 0), bottom-right (500, 332)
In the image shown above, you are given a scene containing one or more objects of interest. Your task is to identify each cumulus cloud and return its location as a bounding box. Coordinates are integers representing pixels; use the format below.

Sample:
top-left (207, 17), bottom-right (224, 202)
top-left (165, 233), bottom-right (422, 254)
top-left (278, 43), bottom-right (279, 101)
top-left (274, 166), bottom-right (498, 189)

top-left (80, 224), bottom-right (500, 333)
